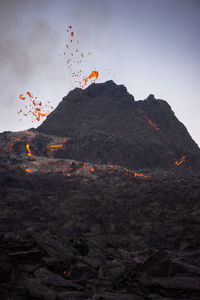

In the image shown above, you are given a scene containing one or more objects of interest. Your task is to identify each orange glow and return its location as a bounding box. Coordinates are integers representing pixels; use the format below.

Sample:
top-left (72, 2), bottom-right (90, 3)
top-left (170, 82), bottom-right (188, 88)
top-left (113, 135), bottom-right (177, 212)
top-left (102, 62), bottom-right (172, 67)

top-left (7, 137), bottom-right (21, 155)
top-left (27, 92), bottom-right (33, 98)
top-left (64, 25), bottom-right (99, 89)
top-left (32, 162), bottom-right (40, 166)
top-left (91, 168), bottom-right (95, 172)
top-left (25, 168), bottom-right (32, 173)
top-left (146, 119), bottom-right (160, 131)
top-left (19, 94), bottom-right (26, 100)
top-left (139, 109), bottom-right (160, 131)
top-left (175, 156), bottom-right (186, 166)
top-left (124, 168), bottom-right (147, 179)
top-left (18, 91), bottom-right (54, 122)
top-left (49, 144), bottom-right (64, 148)
top-left (26, 144), bottom-right (33, 157)
top-left (84, 71), bottom-right (99, 87)
top-left (36, 112), bottom-right (47, 121)
top-left (134, 172), bottom-right (147, 178)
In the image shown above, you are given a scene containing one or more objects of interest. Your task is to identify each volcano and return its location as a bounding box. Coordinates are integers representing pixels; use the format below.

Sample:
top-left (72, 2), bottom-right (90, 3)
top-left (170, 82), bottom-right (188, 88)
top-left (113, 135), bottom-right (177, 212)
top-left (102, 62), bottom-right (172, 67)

top-left (0, 81), bottom-right (200, 300)
top-left (37, 80), bottom-right (200, 170)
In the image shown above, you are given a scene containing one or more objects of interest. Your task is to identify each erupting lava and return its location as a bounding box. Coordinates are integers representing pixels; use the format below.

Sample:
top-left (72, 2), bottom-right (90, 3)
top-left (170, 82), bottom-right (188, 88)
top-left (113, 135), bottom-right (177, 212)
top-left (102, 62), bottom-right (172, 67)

top-left (175, 156), bottom-right (186, 166)
top-left (83, 71), bottom-right (99, 87)
top-left (19, 94), bottom-right (26, 100)
top-left (18, 92), bottom-right (54, 123)
top-left (64, 25), bottom-right (99, 89)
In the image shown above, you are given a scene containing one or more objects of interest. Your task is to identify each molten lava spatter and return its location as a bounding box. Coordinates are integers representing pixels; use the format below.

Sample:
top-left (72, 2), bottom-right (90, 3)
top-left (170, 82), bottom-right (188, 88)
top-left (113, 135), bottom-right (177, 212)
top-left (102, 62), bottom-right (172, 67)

top-left (83, 71), bottom-right (99, 87)
top-left (175, 156), bottom-right (186, 166)
top-left (64, 25), bottom-right (99, 89)
top-left (18, 92), bottom-right (54, 123)
top-left (19, 94), bottom-right (26, 100)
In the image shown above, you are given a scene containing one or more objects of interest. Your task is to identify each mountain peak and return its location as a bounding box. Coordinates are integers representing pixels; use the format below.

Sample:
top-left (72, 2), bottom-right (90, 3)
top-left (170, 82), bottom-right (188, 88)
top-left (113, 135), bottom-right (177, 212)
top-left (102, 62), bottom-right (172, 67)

top-left (146, 94), bottom-right (156, 101)
top-left (37, 80), bottom-right (200, 170)
top-left (82, 80), bottom-right (134, 101)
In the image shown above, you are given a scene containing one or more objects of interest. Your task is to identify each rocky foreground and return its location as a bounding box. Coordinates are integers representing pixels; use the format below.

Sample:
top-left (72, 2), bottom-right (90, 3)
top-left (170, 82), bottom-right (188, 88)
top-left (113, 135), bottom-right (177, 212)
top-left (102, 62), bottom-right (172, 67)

top-left (0, 129), bottom-right (200, 299)
top-left (1, 80), bottom-right (200, 299)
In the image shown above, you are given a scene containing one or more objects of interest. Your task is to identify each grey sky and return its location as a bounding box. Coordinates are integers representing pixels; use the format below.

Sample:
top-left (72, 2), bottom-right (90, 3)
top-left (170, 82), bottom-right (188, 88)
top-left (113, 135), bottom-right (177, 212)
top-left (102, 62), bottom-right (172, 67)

top-left (0, 0), bottom-right (199, 146)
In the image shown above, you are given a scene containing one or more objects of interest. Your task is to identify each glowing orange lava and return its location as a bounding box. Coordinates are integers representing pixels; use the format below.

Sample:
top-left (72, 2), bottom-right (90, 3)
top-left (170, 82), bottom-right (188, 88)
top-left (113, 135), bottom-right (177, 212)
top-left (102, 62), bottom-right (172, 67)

top-left (64, 25), bottom-right (100, 89)
top-left (83, 71), bottom-right (99, 86)
top-left (27, 92), bottom-right (33, 98)
top-left (18, 92), bottom-right (54, 123)
top-left (49, 144), bottom-right (64, 148)
top-left (26, 144), bottom-right (33, 157)
top-left (139, 109), bottom-right (160, 131)
top-left (134, 172), bottom-right (147, 178)
top-left (124, 168), bottom-right (147, 178)
top-left (19, 94), bottom-right (26, 100)
top-left (175, 156), bottom-right (186, 166)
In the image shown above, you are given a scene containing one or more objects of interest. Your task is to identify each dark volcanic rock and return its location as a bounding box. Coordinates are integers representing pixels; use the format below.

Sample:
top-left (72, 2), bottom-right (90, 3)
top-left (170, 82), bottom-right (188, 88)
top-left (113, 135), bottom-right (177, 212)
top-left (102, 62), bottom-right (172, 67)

top-left (0, 158), bottom-right (200, 299)
top-left (37, 80), bottom-right (200, 170)
top-left (1, 81), bottom-right (200, 299)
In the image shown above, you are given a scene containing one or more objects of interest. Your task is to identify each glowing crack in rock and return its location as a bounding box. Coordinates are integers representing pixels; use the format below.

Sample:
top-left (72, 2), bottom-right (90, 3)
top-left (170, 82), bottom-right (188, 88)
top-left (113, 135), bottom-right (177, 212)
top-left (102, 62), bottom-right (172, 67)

top-left (124, 168), bottom-right (148, 178)
top-left (174, 156), bottom-right (186, 166)
top-left (139, 109), bottom-right (160, 131)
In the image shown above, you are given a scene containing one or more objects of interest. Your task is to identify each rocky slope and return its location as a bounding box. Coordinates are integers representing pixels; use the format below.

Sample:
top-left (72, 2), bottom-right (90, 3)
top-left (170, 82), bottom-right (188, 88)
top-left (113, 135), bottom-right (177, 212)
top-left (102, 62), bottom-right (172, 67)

top-left (0, 147), bottom-right (200, 299)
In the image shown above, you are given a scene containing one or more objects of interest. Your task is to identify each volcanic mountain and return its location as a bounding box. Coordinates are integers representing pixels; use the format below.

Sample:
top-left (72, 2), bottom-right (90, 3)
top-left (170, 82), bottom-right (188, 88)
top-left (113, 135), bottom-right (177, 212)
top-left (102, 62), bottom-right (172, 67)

top-left (1, 81), bottom-right (200, 300)
top-left (37, 80), bottom-right (200, 170)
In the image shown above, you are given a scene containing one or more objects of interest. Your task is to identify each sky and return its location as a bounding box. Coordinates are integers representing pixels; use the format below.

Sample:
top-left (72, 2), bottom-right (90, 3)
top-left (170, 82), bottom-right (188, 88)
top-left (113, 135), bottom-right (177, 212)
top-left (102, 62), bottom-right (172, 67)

top-left (0, 0), bottom-right (199, 146)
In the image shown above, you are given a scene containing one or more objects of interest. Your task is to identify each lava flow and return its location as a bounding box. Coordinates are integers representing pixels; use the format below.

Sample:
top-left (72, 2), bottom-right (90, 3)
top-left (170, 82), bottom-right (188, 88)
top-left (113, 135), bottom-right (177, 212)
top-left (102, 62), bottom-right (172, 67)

top-left (26, 144), bottom-right (33, 157)
top-left (175, 156), bottom-right (186, 166)
top-left (49, 144), bottom-right (65, 148)
top-left (124, 168), bottom-right (147, 178)
top-left (139, 109), bottom-right (160, 131)
top-left (48, 138), bottom-right (69, 155)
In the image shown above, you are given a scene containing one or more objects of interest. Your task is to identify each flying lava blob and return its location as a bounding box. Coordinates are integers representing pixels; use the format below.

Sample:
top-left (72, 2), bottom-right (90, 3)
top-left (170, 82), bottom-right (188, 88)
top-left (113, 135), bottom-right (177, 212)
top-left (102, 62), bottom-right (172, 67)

top-left (18, 92), bottom-right (54, 123)
top-left (83, 71), bottom-right (99, 87)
